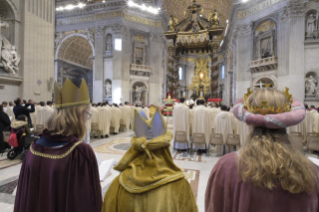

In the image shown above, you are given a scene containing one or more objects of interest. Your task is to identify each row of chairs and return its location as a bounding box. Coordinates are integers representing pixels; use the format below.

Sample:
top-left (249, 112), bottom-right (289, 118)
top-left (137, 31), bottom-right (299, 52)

top-left (91, 123), bottom-right (129, 139)
top-left (174, 131), bottom-right (241, 156)
top-left (290, 131), bottom-right (319, 156)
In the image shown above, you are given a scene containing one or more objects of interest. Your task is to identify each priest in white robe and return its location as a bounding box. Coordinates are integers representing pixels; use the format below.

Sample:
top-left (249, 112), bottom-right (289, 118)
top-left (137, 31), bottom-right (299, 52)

top-left (112, 105), bottom-right (121, 134)
top-left (29, 103), bottom-right (37, 131)
top-left (90, 105), bottom-right (99, 137)
top-left (99, 104), bottom-right (111, 137)
top-left (42, 101), bottom-right (54, 129)
top-left (36, 102), bottom-right (46, 130)
top-left (142, 106), bottom-right (150, 120)
top-left (173, 98), bottom-right (190, 150)
top-left (120, 102), bottom-right (131, 131)
top-left (209, 106), bottom-right (221, 132)
top-left (192, 99), bottom-right (212, 150)
top-left (313, 109), bottom-right (319, 133)
top-left (215, 106), bottom-right (234, 155)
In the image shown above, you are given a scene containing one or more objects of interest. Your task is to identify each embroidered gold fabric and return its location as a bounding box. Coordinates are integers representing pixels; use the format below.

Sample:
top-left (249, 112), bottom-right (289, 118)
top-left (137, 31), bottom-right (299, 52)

top-left (30, 141), bottom-right (83, 159)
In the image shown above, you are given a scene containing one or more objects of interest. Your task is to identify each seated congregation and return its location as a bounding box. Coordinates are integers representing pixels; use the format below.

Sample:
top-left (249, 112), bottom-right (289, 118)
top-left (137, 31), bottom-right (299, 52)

top-left (1, 78), bottom-right (318, 212)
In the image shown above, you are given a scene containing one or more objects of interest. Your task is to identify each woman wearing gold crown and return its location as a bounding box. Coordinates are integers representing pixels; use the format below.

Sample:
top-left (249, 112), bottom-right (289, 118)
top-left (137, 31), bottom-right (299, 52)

top-left (14, 78), bottom-right (102, 212)
top-left (205, 88), bottom-right (319, 212)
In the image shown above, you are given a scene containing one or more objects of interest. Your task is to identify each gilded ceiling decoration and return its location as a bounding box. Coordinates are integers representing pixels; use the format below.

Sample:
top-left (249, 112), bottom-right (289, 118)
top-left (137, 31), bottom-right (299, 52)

top-left (162, 0), bottom-right (231, 27)
top-left (58, 36), bottom-right (93, 68)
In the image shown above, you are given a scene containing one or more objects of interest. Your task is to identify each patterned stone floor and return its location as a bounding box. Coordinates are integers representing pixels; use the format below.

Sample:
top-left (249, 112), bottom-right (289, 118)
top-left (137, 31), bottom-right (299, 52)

top-left (0, 130), bottom-right (222, 212)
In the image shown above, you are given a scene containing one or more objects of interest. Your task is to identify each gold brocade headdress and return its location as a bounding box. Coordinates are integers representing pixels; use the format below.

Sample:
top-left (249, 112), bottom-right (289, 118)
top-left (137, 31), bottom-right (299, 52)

top-left (54, 78), bottom-right (90, 109)
top-left (243, 87), bottom-right (293, 115)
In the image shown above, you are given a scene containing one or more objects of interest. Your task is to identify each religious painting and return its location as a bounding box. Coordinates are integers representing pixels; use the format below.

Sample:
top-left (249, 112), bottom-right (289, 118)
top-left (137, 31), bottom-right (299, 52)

top-left (132, 81), bottom-right (147, 105)
top-left (135, 48), bottom-right (143, 64)
top-left (261, 37), bottom-right (271, 58)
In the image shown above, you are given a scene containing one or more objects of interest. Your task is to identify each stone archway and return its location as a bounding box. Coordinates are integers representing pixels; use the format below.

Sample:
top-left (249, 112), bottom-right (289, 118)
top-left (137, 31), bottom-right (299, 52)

top-left (56, 35), bottom-right (94, 99)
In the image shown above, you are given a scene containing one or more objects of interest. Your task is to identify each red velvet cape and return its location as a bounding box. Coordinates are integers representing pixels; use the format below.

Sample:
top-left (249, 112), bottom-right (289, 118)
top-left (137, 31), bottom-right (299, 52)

top-left (14, 131), bottom-right (102, 212)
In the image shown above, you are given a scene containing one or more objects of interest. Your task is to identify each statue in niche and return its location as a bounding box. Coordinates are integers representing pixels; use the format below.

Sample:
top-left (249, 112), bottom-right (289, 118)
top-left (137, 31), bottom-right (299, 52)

top-left (106, 35), bottom-right (112, 51)
top-left (133, 85), bottom-right (146, 105)
top-left (0, 19), bottom-right (9, 61)
top-left (307, 14), bottom-right (318, 37)
top-left (208, 9), bottom-right (220, 27)
top-left (305, 75), bottom-right (318, 96)
top-left (105, 81), bottom-right (112, 97)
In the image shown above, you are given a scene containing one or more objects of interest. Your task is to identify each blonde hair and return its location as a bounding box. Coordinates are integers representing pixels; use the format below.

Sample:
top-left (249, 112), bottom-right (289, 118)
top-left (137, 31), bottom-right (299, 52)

top-left (47, 104), bottom-right (90, 139)
top-left (239, 88), bottom-right (318, 194)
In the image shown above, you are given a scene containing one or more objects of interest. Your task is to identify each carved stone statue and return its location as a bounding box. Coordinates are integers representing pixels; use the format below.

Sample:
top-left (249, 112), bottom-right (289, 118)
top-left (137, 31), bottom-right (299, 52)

top-left (305, 75), bottom-right (318, 95)
top-left (105, 81), bottom-right (112, 97)
top-left (0, 20), bottom-right (20, 76)
top-left (134, 85), bottom-right (145, 103)
top-left (307, 14), bottom-right (317, 38)
top-left (208, 9), bottom-right (220, 26)
top-left (0, 18), bottom-right (9, 61)
top-left (106, 35), bottom-right (112, 51)
top-left (55, 32), bottom-right (64, 48)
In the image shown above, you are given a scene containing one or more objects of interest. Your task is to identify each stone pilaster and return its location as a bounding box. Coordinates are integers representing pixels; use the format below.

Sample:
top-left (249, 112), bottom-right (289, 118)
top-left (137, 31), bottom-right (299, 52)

top-left (93, 27), bottom-right (105, 103)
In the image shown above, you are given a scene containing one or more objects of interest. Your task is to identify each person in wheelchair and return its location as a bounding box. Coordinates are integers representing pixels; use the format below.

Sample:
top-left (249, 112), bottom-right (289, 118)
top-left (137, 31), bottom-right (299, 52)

top-left (7, 115), bottom-right (33, 160)
top-left (11, 115), bottom-right (32, 136)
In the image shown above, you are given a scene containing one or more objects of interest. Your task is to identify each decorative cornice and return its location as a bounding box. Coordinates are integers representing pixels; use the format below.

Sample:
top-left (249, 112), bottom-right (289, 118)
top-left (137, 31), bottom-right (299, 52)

top-left (287, 0), bottom-right (307, 17)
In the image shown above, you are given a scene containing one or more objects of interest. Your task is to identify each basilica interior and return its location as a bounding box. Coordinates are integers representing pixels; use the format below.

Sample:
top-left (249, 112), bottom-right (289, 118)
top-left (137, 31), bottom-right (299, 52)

top-left (1, 0), bottom-right (319, 211)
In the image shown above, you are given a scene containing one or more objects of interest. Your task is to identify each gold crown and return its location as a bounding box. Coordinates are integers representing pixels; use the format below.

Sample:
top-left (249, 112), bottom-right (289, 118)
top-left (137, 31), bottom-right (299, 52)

top-left (54, 78), bottom-right (90, 109)
top-left (244, 87), bottom-right (293, 115)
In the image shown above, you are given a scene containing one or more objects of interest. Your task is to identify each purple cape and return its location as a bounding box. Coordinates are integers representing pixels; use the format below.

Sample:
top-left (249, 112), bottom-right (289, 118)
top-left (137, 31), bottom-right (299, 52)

top-left (14, 130), bottom-right (102, 212)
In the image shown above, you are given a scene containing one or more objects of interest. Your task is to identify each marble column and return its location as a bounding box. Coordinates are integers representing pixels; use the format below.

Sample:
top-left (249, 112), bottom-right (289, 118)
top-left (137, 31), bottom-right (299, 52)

top-left (93, 27), bottom-right (104, 103)
top-left (286, 3), bottom-right (306, 101)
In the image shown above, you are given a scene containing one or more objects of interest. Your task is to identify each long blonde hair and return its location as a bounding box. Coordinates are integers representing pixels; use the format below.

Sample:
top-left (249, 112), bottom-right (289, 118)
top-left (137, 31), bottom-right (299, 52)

top-left (47, 104), bottom-right (90, 139)
top-left (239, 88), bottom-right (318, 194)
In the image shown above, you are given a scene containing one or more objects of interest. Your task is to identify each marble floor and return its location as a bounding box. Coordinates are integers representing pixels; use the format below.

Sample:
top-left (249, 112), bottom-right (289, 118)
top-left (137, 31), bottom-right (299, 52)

top-left (2, 129), bottom-right (316, 212)
top-left (0, 130), bottom-right (221, 212)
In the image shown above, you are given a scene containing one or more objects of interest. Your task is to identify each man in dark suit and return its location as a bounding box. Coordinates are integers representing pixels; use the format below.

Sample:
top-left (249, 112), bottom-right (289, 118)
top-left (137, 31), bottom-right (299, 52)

top-left (13, 98), bottom-right (35, 128)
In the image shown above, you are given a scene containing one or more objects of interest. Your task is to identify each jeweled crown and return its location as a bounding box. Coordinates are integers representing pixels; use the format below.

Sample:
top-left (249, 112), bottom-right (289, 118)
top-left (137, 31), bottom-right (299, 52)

top-left (244, 87), bottom-right (293, 115)
top-left (54, 78), bottom-right (90, 109)
top-left (133, 107), bottom-right (167, 139)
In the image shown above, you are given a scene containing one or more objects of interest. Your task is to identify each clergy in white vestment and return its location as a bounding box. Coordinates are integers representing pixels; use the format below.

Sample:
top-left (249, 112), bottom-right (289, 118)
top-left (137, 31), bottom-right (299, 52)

top-left (209, 107), bottom-right (221, 132)
top-left (121, 102), bottom-right (131, 130)
top-left (100, 103), bottom-right (111, 136)
top-left (192, 99), bottom-right (212, 150)
top-left (173, 98), bottom-right (190, 150)
top-left (112, 105), bottom-right (121, 133)
top-left (234, 118), bottom-right (253, 146)
top-left (90, 105), bottom-right (99, 137)
top-left (215, 106), bottom-right (234, 155)
top-left (42, 101), bottom-right (54, 129)
top-left (312, 109), bottom-right (319, 133)
top-left (142, 106), bottom-right (150, 119)
top-left (36, 102), bottom-right (46, 128)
